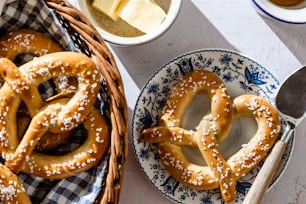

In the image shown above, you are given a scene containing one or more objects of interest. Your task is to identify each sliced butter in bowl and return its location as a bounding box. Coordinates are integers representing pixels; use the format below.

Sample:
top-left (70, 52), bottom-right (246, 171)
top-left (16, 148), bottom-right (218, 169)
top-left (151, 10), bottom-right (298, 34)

top-left (116, 0), bottom-right (167, 33)
top-left (92, 0), bottom-right (121, 21)
top-left (77, 0), bottom-right (182, 46)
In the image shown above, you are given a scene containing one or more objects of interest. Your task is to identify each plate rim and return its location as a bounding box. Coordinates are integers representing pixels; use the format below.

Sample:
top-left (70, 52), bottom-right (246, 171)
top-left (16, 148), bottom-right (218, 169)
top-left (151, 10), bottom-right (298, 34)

top-left (131, 48), bottom-right (294, 204)
top-left (251, 0), bottom-right (306, 24)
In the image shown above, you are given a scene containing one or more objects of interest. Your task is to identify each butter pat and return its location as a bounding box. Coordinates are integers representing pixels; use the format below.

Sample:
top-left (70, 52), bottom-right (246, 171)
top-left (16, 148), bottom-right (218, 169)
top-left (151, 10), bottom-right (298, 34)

top-left (92, 0), bottom-right (121, 21)
top-left (116, 0), bottom-right (167, 33)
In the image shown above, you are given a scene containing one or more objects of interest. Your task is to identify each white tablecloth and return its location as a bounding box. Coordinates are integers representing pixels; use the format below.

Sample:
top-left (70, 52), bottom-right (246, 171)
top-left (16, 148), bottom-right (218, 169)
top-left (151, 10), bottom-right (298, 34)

top-left (71, 1), bottom-right (306, 203)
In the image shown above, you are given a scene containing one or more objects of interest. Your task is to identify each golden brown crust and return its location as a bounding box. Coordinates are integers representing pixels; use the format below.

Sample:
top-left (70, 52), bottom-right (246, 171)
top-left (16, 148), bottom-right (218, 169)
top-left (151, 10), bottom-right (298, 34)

top-left (0, 52), bottom-right (109, 179)
top-left (159, 70), bottom-right (232, 143)
top-left (141, 71), bottom-right (281, 203)
top-left (227, 94), bottom-right (281, 177)
top-left (157, 142), bottom-right (219, 189)
top-left (0, 163), bottom-right (31, 204)
top-left (0, 52), bottom-right (101, 129)
top-left (0, 29), bottom-right (76, 149)
top-left (13, 108), bottom-right (110, 179)
top-left (17, 115), bottom-right (74, 151)
top-left (0, 28), bottom-right (77, 94)
top-left (197, 117), bottom-right (237, 202)
top-left (0, 29), bottom-right (62, 59)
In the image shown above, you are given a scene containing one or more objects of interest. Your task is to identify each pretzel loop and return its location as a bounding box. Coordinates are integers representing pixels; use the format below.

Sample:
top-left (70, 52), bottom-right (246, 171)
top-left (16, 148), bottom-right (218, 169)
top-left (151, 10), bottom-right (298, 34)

top-left (0, 29), bottom-right (62, 60)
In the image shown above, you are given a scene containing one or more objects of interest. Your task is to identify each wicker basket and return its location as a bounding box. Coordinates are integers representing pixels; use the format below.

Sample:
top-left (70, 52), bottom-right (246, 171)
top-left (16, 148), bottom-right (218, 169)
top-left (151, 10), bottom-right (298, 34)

top-left (44, 0), bottom-right (128, 203)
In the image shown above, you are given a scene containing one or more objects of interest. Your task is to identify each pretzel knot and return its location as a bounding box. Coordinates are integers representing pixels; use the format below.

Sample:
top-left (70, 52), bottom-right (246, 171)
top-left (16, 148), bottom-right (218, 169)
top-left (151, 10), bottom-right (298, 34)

top-left (0, 52), bottom-right (110, 179)
top-left (141, 70), bottom-right (281, 202)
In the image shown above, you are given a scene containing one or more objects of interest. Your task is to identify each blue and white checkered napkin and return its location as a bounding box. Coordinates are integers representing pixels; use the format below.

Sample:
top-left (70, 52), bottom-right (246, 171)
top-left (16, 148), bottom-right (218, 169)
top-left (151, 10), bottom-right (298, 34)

top-left (0, 0), bottom-right (110, 203)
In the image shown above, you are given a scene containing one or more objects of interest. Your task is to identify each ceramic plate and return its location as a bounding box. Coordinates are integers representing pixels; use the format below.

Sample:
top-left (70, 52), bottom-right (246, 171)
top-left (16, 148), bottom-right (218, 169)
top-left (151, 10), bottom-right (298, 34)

top-left (132, 49), bottom-right (293, 204)
top-left (251, 0), bottom-right (306, 24)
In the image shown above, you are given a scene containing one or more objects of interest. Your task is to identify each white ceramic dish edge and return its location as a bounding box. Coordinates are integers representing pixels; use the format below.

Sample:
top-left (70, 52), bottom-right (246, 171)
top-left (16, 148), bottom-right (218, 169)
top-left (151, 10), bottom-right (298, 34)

top-left (251, 0), bottom-right (306, 24)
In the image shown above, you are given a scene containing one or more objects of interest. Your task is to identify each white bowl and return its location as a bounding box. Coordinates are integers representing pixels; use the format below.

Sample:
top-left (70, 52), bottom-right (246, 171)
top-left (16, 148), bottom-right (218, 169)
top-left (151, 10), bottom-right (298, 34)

top-left (251, 0), bottom-right (306, 24)
top-left (76, 0), bottom-right (182, 46)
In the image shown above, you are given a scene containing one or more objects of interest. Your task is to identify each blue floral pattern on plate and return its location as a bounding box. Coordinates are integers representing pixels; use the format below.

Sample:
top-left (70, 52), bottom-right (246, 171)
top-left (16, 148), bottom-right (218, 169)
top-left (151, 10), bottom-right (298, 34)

top-left (132, 49), bottom-right (293, 204)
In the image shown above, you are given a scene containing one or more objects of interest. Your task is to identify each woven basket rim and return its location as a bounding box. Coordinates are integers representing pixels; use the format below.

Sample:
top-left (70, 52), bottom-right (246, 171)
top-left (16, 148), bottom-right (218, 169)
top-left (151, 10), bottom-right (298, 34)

top-left (45, 0), bottom-right (128, 204)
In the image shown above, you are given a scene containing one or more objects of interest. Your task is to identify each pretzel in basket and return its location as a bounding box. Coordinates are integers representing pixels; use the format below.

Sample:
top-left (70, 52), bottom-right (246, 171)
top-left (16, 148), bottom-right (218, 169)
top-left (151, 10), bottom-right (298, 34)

top-left (0, 29), bottom-right (77, 95)
top-left (141, 70), bottom-right (281, 202)
top-left (0, 29), bottom-right (77, 150)
top-left (0, 51), bottom-right (110, 179)
top-left (0, 29), bottom-right (61, 60)
top-left (0, 163), bottom-right (31, 204)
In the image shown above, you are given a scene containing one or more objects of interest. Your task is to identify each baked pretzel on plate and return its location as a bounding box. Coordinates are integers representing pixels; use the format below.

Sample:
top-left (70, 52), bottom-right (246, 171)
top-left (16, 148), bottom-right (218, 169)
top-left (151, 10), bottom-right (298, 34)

top-left (141, 70), bottom-right (281, 202)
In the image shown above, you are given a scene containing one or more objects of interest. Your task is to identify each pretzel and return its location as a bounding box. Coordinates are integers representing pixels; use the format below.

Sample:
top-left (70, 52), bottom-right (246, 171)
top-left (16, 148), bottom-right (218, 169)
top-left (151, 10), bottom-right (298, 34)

top-left (0, 163), bottom-right (31, 204)
top-left (0, 29), bottom-right (76, 149)
top-left (141, 70), bottom-right (281, 202)
top-left (0, 52), bottom-right (109, 179)
top-left (0, 29), bottom-right (62, 60)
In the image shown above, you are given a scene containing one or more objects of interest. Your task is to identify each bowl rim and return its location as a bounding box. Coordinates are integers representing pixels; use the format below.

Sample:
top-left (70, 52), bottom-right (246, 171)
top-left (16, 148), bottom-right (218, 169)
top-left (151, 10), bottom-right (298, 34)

top-left (251, 0), bottom-right (306, 24)
top-left (76, 0), bottom-right (182, 46)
